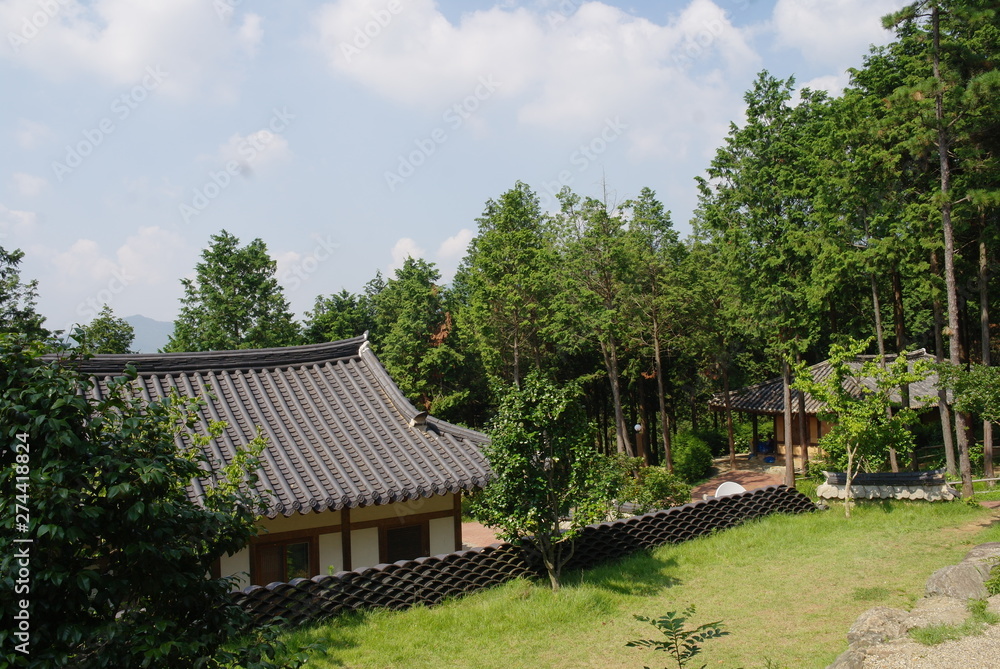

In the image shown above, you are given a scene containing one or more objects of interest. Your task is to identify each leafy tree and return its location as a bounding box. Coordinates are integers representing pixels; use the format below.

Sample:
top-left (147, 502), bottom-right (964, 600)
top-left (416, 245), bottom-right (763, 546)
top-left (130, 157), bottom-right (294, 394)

top-left (938, 363), bottom-right (1000, 422)
top-left (456, 182), bottom-right (557, 389)
top-left (882, 0), bottom-right (1000, 495)
top-left (371, 257), bottom-right (472, 421)
top-left (302, 288), bottom-right (374, 343)
top-left (0, 245), bottom-right (46, 339)
top-left (793, 338), bottom-right (929, 516)
top-left (620, 188), bottom-right (686, 470)
top-left (468, 372), bottom-right (611, 590)
top-left (78, 304), bottom-right (135, 354)
top-left (0, 334), bottom-right (301, 668)
top-left (165, 230), bottom-right (300, 352)
top-left (553, 189), bottom-right (635, 457)
top-left (697, 73), bottom-right (829, 486)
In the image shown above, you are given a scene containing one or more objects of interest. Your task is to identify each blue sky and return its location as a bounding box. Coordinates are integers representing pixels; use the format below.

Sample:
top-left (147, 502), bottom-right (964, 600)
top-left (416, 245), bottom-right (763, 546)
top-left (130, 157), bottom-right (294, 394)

top-left (0, 0), bottom-right (908, 333)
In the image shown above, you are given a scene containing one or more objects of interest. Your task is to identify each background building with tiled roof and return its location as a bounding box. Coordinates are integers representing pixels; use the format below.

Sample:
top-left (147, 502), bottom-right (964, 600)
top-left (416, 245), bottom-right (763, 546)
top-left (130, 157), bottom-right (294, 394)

top-left (75, 336), bottom-right (492, 587)
top-left (709, 349), bottom-right (945, 460)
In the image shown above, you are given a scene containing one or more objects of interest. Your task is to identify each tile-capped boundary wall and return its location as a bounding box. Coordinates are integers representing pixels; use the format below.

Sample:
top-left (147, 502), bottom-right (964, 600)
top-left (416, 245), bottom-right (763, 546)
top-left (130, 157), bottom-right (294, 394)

top-left (232, 485), bottom-right (815, 627)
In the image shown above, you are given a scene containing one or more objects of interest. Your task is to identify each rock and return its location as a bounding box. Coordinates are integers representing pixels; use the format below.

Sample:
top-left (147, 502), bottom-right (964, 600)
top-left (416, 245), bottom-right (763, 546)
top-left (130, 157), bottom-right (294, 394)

top-left (826, 645), bottom-right (868, 669)
top-left (847, 607), bottom-right (910, 647)
top-left (988, 594), bottom-right (1000, 615)
top-left (904, 596), bottom-right (969, 629)
top-left (925, 562), bottom-right (992, 600)
top-left (827, 608), bottom-right (909, 669)
top-left (963, 542), bottom-right (1000, 564)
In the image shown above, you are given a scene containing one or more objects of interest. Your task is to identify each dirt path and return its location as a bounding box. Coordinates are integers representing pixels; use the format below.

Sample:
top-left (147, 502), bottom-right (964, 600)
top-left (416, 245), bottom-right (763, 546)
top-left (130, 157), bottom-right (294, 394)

top-left (461, 521), bottom-right (499, 549)
top-left (690, 454), bottom-right (786, 500)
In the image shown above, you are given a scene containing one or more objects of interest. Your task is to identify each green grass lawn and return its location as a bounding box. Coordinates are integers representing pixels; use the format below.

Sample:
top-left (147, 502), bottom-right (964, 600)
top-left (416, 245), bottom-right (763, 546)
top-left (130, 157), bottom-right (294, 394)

top-left (281, 501), bottom-right (1000, 669)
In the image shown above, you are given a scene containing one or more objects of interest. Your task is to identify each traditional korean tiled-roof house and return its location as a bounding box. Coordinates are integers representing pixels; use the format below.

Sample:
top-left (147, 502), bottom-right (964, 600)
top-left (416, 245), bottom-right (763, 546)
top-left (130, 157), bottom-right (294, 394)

top-left (708, 349), bottom-right (945, 458)
top-left (72, 336), bottom-right (492, 587)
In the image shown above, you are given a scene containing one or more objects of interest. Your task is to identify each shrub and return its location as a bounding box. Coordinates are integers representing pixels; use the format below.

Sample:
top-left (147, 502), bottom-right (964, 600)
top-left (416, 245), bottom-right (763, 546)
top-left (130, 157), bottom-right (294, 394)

top-left (621, 466), bottom-right (692, 514)
top-left (672, 432), bottom-right (714, 483)
top-left (987, 563), bottom-right (1000, 597)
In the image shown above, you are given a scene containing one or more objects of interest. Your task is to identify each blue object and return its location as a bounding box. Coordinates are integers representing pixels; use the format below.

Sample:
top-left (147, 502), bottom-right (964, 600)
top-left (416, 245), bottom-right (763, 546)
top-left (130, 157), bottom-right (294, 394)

top-left (764, 456), bottom-right (776, 464)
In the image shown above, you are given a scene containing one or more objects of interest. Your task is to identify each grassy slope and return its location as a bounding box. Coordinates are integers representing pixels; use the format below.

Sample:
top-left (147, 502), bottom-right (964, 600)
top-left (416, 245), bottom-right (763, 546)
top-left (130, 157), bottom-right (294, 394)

top-left (283, 501), bottom-right (1000, 669)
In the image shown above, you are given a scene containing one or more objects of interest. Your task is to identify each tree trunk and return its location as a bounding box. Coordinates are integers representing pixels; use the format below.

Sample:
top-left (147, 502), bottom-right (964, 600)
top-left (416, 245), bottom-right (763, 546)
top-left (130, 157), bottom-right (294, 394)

top-left (795, 352), bottom-right (809, 471)
top-left (871, 273), bottom-right (900, 471)
top-left (981, 231), bottom-right (994, 483)
top-left (652, 329), bottom-right (674, 472)
top-left (722, 363), bottom-right (737, 470)
top-left (783, 359), bottom-right (795, 488)
top-left (636, 380), bottom-right (651, 466)
top-left (931, 249), bottom-right (957, 476)
top-left (844, 444), bottom-right (855, 519)
top-left (933, 5), bottom-right (973, 498)
top-left (600, 336), bottom-right (633, 457)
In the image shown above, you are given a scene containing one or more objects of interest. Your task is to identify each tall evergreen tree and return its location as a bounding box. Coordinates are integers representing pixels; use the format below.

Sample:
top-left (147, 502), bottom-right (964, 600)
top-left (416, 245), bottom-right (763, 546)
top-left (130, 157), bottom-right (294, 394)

top-left (371, 257), bottom-right (472, 421)
top-left (697, 73), bottom-right (828, 486)
top-left (0, 245), bottom-right (46, 339)
top-left (455, 182), bottom-right (556, 389)
top-left (164, 230), bottom-right (300, 352)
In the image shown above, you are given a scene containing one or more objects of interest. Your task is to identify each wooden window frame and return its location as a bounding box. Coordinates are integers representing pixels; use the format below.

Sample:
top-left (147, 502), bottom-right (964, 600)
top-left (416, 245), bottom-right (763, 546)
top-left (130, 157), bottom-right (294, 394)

top-left (378, 521), bottom-right (430, 564)
top-left (250, 535), bottom-right (320, 585)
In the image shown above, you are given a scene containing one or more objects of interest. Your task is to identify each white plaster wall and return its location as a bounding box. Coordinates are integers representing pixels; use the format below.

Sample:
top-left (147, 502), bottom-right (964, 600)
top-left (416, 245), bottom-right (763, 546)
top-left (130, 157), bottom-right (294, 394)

top-left (220, 549), bottom-right (251, 590)
top-left (318, 532), bottom-right (343, 575)
top-left (429, 517), bottom-right (455, 556)
top-left (351, 527), bottom-right (380, 568)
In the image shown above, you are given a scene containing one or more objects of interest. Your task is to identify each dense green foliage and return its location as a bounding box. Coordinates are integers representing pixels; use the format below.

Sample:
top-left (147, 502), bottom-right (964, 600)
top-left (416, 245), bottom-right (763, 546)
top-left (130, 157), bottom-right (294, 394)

top-left (0, 334), bottom-right (300, 668)
top-left (78, 304), bottom-right (135, 354)
top-left (669, 432), bottom-right (715, 484)
top-left (0, 245), bottom-right (46, 340)
top-left (165, 230), bottom-right (301, 352)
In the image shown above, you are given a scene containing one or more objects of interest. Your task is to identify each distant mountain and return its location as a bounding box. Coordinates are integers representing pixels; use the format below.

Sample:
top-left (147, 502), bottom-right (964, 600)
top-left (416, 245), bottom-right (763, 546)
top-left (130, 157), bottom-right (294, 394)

top-left (125, 315), bottom-right (174, 353)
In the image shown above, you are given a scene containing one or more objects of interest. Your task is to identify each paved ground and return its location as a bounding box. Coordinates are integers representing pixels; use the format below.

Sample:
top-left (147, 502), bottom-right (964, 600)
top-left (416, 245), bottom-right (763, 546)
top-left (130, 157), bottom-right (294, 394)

top-left (690, 454), bottom-right (788, 500)
top-left (461, 521), bottom-right (500, 549)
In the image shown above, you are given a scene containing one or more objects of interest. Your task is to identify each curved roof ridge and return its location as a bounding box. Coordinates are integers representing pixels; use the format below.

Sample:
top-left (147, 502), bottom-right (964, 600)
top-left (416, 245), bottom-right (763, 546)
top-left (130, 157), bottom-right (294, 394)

top-left (62, 336), bottom-right (368, 375)
top-left (358, 343), bottom-right (490, 443)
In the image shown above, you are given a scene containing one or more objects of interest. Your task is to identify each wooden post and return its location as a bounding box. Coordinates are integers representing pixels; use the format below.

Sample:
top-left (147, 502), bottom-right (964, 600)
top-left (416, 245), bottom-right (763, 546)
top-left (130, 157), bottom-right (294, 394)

top-left (453, 492), bottom-right (463, 551)
top-left (341, 507), bottom-right (352, 571)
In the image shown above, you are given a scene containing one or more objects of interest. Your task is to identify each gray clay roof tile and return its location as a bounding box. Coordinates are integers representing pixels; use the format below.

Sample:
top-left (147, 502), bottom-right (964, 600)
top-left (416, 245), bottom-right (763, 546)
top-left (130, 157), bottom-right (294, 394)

top-left (69, 336), bottom-right (491, 517)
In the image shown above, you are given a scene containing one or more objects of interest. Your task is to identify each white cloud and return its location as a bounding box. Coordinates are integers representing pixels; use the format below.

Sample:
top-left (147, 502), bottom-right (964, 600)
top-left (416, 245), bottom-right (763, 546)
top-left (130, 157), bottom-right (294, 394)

top-left (313, 0), bottom-right (760, 154)
top-left (41, 226), bottom-right (188, 326)
top-left (212, 130), bottom-right (292, 175)
top-left (437, 228), bottom-right (473, 261)
top-left (0, 203), bottom-right (37, 239)
top-left (11, 172), bottom-right (48, 197)
top-left (389, 237), bottom-right (425, 273)
top-left (772, 0), bottom-right (906, 69)
top-left (799, 73), bottom-right (852, 99)
top-left (15, 118), bottom-right (55, 148)
top-left (0, 0), bottom-right (264, 98)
